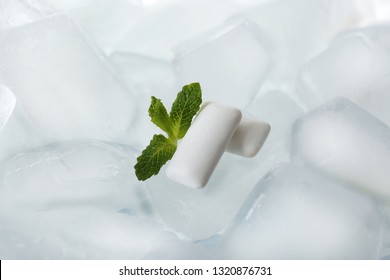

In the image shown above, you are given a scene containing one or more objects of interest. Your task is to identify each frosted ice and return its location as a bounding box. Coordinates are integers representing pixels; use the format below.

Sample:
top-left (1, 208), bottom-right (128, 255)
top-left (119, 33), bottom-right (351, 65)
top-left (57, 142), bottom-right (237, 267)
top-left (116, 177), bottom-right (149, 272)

top-left (0, 140), bottom-right (212, 259)
top-left (381, 207), bottom-right (390, 259)
top-left (0, 141), bottom-right (165, 259)
top-left (372, 0), bottom-right (390, 22)
top-left (0, 15), bottom-right (136, 142)
top-left (145, 232), bottom-right (213, 260)
top-left (0, 0), bottom-right (48, 29)
top-left (33, 0), bottom-right (87, 11)
top-left (147, 148), bottom-right (277, 241)
top-left (1, 0), bottom-right (390, 260)
top-left (110, 52), bottom-right (179, 100)
top-left (0, 141), bottom-right (152, 215)
top-left (218, 165), bottom-right (385, 259)
top-left (240, 0), bottom-right (370, 90)
top-left (0, 208), bottom-right (164, 259)
top-left (296, 26), bottom-right (390, 127)
top-left (0, 103), bottom-right (49, 161)
top-left (173, 19), bottom-right (271, 108)
top-left (114, 0), bottom-right (248, 60)
top-left (109, 52), bottom-right (180, 150)
top-left (247, 90), bottom-right (304, 161)
top-left (39, 0), bottom-right (144, 52)
top-left (292, 98), bottom-right (390, 204)
top-left (0, 84), bottom-right (16, 132)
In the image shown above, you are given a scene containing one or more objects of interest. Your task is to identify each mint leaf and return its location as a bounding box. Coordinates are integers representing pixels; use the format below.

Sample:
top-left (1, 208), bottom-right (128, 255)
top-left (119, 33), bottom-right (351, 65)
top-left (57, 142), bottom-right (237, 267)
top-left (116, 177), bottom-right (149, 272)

top-left (134, 134), bottom-right (177, 181)
top-left (170, 82), bottom-right (202, 139)
top-left (134, 82), bottom-right (202, 181)
top-left (148, 96), bottom-right (174, 139)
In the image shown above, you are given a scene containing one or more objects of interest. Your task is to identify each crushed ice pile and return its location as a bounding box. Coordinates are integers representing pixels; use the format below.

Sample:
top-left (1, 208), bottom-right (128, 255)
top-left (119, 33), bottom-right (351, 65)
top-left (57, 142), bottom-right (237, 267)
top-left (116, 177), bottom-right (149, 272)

top-left (1, 0), bottom-right (390, 259)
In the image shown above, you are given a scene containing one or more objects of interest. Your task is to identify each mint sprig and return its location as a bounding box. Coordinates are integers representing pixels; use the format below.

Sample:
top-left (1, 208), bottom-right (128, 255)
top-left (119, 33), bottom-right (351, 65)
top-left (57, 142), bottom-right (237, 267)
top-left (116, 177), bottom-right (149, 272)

top-left (170, 82), bottom-right (202, 139)
top-left (134, 134), bottom-right (177, 180)
top-left (135, 83), bottom-right (202, 181)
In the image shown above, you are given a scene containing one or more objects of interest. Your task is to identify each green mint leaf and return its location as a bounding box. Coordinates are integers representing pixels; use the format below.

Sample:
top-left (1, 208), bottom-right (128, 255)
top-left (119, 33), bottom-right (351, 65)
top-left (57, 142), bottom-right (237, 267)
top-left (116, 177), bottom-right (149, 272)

top-left (148, 96), bottom-right (174, 139)
top-left (134, 134), bottom-right (177, 181)
top-left (169, 82), bottom-right (202, 139)
top-left (134, 82), bottom-right (202, 181)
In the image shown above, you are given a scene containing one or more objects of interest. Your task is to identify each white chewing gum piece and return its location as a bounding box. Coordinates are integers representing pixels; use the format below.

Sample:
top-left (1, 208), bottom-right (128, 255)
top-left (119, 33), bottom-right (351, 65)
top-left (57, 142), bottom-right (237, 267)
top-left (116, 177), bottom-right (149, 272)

top-left (226, 118), bottom-right (271, 158)
top-left (166, 102), bottom-right (242, 189)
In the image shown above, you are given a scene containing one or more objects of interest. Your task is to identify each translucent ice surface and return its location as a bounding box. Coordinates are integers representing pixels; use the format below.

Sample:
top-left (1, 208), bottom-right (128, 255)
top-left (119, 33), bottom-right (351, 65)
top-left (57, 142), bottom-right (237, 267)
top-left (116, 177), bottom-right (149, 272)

top-left (173, 19), bottom-right (271, 108)
top-left (381, 207), bottom-right (390, 259)
top-left (292, 98), bottom-right (390, 204)
top-left (0, 141), bottom-right (153, 215)
top-left (34, 0), bottom-right (87, 11)
top-left (240, 0), bottom-right (370, 90)
top-left (0, 84), bottom-right (16, 132)
top-left (110, 52), bottom-right (179, 100)
top-left (219, 165), bottom-right (386, 259)
top-left (0, 0), bottom-right (47, 29)
top-left (0, 103), bottom-right (48, 161)
top-left (2, 0), bottom-right (390, 260)
top-left (0, 141), bottom-right (163, 259)
top-left (0, 208), bottom-right (164, 259)
top-left (297, 25), bottom-right (390, 127)
top-left (372, 0), bottom-right (390, 22)
top-left (247, 90), bottom-right (304, 162)
top-left (0, 15), bottom-right (136, 142)
top-left (144, 232), bottom-right (213, 260)
top-left (114, 0), bottom-right (248, 60)
top-left (147, 148), bottom-right (279, 241)
top-left (39, 0), bottom-right (144, 52)
top-left (109, 52), bottom-right (180, 149)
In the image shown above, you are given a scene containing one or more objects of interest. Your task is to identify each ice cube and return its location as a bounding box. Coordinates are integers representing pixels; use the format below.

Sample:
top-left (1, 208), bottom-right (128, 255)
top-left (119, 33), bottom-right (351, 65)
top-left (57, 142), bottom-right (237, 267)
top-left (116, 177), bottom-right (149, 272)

top-left (0, 15), bottom-right (136, 142)
top-left (173, 19), bottom-right (271, 108)
top-left (35, 0), bottom-right (90, 11)
top-left (114, 0), bottom-right (247, 60)
top-left (147, 145), bottom-right (277, 240)
top-left (296, 26), bottom-right (390, 127)
top-left (0, 140), bottom-right (166, 259)
top-left (0, 227), bottom-right (76, 259)
top-left (240, 0), bottom-right (369, 90)
top-left (0, 102), bottom-right (49, 161)
top-left (109, 52), bottom-right (180, 150)
top-left (380, 207), bottom-right (390, 259)
top-left (0, 208), bottom-right (165, 259)
top-left (0, 0), bottom-right (48, 29)
top-left (291, 98), bottom-right (390, 204)
top-left (146, 171), bottom-right (231, 240)
top-left (110, 52), bottom-right (179, 101)
top-left (380, 207), bottom-right (390, 258)
top-left (246, 90), bottom-right (304, 163)
top-left (0, 84), bottom-right (16, 132)
top-left (372, 0), bottom-right (390, 22)
top-left (0, 141), bottom-right (152, 216)
top-left (358, 24), bottom-right (390, 53)
top-left (145, 231), bottom-right (213, 259)
top-left (39, 0), bottom-right (144, 52)
top-left (218, 164), bottom-right (385, 259)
